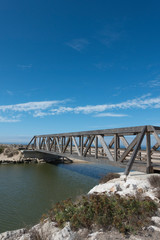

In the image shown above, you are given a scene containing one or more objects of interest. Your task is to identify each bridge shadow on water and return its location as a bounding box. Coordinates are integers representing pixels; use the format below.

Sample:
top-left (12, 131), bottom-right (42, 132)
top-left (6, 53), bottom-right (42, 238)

top-left (47, 159), bottom-right (124, 180)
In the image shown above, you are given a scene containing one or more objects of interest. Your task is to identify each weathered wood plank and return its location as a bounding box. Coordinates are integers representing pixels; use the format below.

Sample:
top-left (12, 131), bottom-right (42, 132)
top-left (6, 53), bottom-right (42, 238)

top-left (119, 136), bottom-right (129, 148)
top-left (83, 136), bottom-right (95, 157)
top-left (98, 135), bottom-right (114, 161)
top-left (119, 134), bottom-right (140, 162)
top-left (55, 137), bottom-right (61, 153)
top-left (81, 136), bottom-right (83, 155)
top-left (124, 126), bottom-right (147, 176)
top-left (95, 136), bottom-right (98, 159)
top-left (34, 125), bottom-right (152, 138)
top-left (152, 126), bottom-right (160, 146)
top-left (70, 137), bottom-right (72, 154)
top-left (72, 137), bottom-right (81, 156)
top-left (63, 137), bottom-right (70, 153)
top-left (146, 132), bottom-right (153, 173)
top-left (109, 137), bottom-right (114, 148)
top-left (114, 134), bottom-right (118, 161)
top-left (152, 143), bottom-right (160, 151)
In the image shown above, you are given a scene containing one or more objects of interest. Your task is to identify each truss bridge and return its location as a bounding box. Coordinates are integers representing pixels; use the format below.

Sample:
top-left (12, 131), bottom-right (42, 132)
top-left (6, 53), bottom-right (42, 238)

top-left (26, 125), bottom-right (160, 176)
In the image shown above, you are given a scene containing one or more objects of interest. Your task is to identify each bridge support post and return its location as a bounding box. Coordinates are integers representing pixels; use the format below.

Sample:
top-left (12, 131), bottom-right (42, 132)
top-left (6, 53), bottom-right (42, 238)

top-left (146, 132), bottom-right (153, 173)
top-left (95, 136), bottom-right (98, 159)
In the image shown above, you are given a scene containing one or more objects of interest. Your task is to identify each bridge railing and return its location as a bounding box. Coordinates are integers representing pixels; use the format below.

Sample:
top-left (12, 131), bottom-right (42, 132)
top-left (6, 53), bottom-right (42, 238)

top-left (26, 125), bottom-right (160, 175)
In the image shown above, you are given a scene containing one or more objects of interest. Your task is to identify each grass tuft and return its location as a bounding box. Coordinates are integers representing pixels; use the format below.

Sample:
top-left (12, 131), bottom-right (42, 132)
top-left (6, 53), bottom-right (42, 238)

top-left (148, 175), bottom-right (160, 189)
top-left (0, 146), bottom-right (4, 154)
top-left (99, 172), bottom-right (120, 184)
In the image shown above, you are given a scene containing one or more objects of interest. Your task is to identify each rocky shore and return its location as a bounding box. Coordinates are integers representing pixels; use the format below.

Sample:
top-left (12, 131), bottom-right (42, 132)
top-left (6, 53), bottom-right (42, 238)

top-left (0, 144), bottom-right (46, 164)
top-left (1, 171), bottom-right (160, 240)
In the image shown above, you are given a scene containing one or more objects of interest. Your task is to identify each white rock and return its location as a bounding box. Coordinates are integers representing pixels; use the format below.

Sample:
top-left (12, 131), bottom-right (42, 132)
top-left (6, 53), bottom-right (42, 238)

top-left (151, 216), bottom-right (160, 226)
top-left (0, 228), bottom-right (25, 240)
top-left (148, 225), bottom-right (160, 232)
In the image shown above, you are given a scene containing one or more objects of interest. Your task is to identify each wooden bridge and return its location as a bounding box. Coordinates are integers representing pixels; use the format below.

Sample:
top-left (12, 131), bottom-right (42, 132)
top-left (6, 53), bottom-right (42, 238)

top-left (26, 125), bottom-right (160, 176)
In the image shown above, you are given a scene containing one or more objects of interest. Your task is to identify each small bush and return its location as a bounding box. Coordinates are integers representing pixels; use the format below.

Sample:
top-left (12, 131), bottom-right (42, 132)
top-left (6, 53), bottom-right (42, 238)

top-left (0, 146), bottom-right (4, 154)
top-left (29, 229), bottom-right (43, 240)
top-left (49, 194), bottom-right (157, 234)
top-left (99, 172), bottom-right (120, 184)
top-left (148, 175), bottom-right (160, 188)
top-left (3, 148), bottom-right (19, 157)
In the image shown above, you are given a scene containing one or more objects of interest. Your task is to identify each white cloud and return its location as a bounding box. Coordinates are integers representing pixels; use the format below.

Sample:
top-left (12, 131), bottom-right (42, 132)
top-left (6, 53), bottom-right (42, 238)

top-left (17, 64), bottom-right (32, 70)
top-left (66, 39), bottom-right (89, 51)
top-left (94, 63), bottom-right (113, 70)
top-left (149, 75), bottom-right (160, 88)
top-left (1, 94), bottom-right (160, 122)
top-left (6, 90), bottom-right (13, 96)
top-left (0, 116), bottom-right (20, 123)
top-left (0, 100), bottom-right (67, 112)
top-left (95, 113), bottom-right (128, 117)
top-left (49, 94), bottom-right (160, 115)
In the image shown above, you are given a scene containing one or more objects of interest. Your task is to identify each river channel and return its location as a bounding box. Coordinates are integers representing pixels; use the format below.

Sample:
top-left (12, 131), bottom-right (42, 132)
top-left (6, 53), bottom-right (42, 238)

top-left (0, 162), bottom-right (124, 233)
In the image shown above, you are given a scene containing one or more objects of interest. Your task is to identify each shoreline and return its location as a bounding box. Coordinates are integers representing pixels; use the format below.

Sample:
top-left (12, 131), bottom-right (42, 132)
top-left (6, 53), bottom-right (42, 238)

top-left (0, 172), bottom-right (160, 239)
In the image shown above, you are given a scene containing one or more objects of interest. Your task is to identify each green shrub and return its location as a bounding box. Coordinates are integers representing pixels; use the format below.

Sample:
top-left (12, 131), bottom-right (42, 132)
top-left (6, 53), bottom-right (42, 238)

top-left (49, 194), bottom-right (157, 234)
top-left (0, 146), bottom-right (4, 154)
top-left (99, 172), bottom-right (120, 184)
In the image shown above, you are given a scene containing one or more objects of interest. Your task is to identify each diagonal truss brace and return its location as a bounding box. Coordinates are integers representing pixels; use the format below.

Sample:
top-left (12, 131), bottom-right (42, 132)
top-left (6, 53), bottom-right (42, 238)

top-left (124, 126), bottom-right (147, 176)
top-left (98, 135), bottom-right (114, 161)
top-left (72, 137), bottom-right (81, 156)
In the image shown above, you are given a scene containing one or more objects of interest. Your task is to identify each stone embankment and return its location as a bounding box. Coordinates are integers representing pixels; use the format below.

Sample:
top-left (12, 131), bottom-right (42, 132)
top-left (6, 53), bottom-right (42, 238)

top-left (0, 144), bottom-right (45, 164)
top-left (1, 172), bottom-right (160, 240)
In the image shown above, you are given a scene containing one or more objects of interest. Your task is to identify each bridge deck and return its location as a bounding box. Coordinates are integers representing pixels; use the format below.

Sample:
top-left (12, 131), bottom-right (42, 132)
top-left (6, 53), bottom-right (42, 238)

top-left (27, 125), bottom-right (160, 175)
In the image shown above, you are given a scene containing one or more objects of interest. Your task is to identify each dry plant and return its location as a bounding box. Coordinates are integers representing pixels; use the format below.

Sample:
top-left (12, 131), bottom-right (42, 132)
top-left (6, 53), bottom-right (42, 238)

top-left (148, 175), bottom-right (160, 188)
top-left (99, 172), bottom-right (120, 184)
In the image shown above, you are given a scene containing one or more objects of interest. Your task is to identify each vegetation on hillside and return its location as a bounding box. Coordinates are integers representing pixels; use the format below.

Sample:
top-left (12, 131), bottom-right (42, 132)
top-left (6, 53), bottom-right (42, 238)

top-left (0, 145), bottom-right (4, 154)
top-left (48, 194), bottom-right (157, 234)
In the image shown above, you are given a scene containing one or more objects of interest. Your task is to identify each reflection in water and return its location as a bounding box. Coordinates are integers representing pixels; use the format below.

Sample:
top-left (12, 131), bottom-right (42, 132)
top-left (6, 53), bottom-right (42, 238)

top-left (0, 163), bottom-right (124, 233)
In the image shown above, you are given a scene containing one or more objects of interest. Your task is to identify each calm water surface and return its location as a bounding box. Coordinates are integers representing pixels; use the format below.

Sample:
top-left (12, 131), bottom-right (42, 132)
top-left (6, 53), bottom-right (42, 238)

top-left (0, 163), bottom-right (124, 233)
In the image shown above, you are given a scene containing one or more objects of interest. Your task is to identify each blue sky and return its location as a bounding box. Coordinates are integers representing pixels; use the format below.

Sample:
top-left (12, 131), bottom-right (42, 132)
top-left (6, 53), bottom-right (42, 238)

top-left (0, 0), bottom-right (160, 143)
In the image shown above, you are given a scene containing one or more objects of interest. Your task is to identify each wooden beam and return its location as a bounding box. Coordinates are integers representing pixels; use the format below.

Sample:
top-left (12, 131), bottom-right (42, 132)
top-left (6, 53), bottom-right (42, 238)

top-left (55, 137), bottom-right (61, 153)
top-left (83, 136), bottom-right (95, 157)
top-left (70, 137), bottom-right (72, 154)
top-left (26, 136), bottom-right (35, 149)
top-left (109, 137), bottom-right (114, 148)
top-left (95, 136), bottom-right (98, 159)
top-left (152, 143), bottom-right (160, 151)
top-left (119, 136), bottom-right (129, 148)
top-left (124, 126), bottom-right (147, 176)
top-left (83, 136), bottom-right (89, 147)
top-left (50, 137), bottom-right (54, 150)
top-left (119, 134), bottom-right (140, 162)
top-left (34, 125), bottom-right (151, 138)
top-left (98, 135), bottom-right (114, 161)
top-left (81, 136), bottom-right (83, 155)
top-left (146, 132), bottom-right (153, 173)
top-left (152, 126), bottom-right (160, 146)
top-left (114, 134), bottom-right (119, 161)
top-left (54, 137), bottom-right (56, 152)
top-left (63, 137), bottom-right (70, 153)
top-left (72, 137), bottom-right (81, 156)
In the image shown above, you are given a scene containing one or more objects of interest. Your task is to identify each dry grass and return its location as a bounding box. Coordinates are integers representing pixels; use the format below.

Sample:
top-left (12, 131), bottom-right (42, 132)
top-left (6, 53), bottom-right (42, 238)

top-left (0, 146), bottom-right (4, 154)
top-left (3, 147), bottom-right (19, 157)
top-left (148, 175), bottom-right (160, 188)
top-left (99, 172), bottom-right (120, 184)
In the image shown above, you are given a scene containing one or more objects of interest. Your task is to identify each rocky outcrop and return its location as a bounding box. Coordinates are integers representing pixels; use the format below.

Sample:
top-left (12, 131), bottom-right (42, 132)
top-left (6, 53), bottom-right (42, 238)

top-left (1, 172), bottom-right (160, 240)
top-left (88, 172), bottom-right (160, 202)
top-left (0, 145), bottom-right (46, 164)
top-left (0, 221), bottom-right (75, 240)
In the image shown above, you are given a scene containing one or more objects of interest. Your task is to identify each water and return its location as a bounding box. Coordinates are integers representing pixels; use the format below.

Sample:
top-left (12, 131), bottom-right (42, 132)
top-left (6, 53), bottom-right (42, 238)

top-left (0, 163), bottom-right (124, 233)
